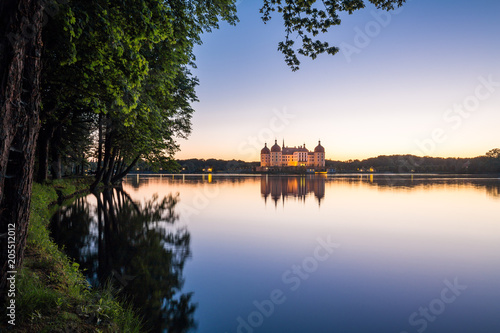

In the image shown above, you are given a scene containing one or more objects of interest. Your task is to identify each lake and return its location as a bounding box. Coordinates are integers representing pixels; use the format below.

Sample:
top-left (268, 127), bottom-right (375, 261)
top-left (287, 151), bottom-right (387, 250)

top-left (50, 174), bottom-right (500, 332)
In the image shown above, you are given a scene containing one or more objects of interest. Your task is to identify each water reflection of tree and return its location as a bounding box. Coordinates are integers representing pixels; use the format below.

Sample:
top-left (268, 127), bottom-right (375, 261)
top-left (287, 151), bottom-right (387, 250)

top-left (51, 196), bottom-right (93, 267)
top-left (484, 183), bottom-right (500, 199)
top-left (125, 174), bottom-right (256, 189)
top-left (51, 188), bottom-right (196, 332)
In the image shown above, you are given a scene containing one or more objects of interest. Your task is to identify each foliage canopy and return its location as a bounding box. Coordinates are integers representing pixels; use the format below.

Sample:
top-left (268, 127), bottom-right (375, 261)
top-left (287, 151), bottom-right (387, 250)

top-left (261, 0), bottom-right (406, 70)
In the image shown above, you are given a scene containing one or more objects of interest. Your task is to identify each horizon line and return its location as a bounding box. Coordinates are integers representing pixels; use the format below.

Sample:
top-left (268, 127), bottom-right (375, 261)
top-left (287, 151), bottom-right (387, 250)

top-left (176, 152), bottom-right (495, 163)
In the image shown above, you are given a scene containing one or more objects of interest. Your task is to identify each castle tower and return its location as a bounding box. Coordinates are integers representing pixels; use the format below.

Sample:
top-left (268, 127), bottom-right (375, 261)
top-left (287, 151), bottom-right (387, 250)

top-left (314, 140), bottom-right (325, 167)
top-left (270, 139), bottom-right (282, 167)
top-left (260, 143), bottom-right (270, 166)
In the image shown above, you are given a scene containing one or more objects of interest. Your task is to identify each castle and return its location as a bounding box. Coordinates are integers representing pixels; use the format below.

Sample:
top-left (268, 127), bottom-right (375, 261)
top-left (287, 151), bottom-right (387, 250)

top-left (260, 140), bottom-right (325, 168)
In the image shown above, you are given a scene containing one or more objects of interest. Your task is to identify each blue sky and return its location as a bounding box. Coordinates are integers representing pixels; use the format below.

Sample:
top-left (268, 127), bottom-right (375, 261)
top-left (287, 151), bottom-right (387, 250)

top-left (175, 0), bottom-right (500, 161)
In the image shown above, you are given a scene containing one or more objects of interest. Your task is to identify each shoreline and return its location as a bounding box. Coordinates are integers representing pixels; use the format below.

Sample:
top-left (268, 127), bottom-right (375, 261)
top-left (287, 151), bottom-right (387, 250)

top-left (125, 172), bottom-right (500, 177)
top-left (0, 178), bottom-right (143, 332)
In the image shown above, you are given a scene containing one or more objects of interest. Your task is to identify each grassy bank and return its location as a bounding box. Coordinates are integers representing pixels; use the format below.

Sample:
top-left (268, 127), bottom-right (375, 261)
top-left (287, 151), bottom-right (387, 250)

top-left (10, 178), bottom-right (143, 332)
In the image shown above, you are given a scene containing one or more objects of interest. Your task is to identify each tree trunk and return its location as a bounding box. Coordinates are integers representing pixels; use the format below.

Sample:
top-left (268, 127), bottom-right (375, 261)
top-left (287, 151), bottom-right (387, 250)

top-left (113, 157), bottom-right (123, 179)
top-left (50, 149), bottom-right (62, 179)
top-left (96, 112), bottom-right (103, 174)
top-left (103, 148), bottom-right (116, 186)
top-left (0, 0), bottom-right (44, 301)
top-left (36, 124), bottom-right (55, 182)
top-left (91, 116), bottom-right (112, 191)
top-left (50, 125), bottom-right (62, 179)
top-left (36, 127), bottom-right (50, 182)
top-left (111, 154), bottom-right (141, 184)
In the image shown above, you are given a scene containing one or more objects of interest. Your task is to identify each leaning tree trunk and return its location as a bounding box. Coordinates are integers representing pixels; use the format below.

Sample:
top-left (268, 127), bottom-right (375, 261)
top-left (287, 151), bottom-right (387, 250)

top-left (111, 154), bottom-right (141, 184)
top-left (0, 0), bottom-right (44, 301)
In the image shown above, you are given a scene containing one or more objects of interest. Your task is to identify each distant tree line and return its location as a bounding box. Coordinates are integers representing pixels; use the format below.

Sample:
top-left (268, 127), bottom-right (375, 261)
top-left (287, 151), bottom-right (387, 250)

top-left (175, 159), bottom-right (259, 173)
top-left (327, 150), bottom-right (500, 173)
top-left (173, 150), bottom-right (500, 174)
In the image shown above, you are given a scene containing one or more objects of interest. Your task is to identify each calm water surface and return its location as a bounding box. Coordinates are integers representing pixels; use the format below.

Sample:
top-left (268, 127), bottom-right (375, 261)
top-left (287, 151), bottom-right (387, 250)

top-left (51, 174), bottom-right (500, 332)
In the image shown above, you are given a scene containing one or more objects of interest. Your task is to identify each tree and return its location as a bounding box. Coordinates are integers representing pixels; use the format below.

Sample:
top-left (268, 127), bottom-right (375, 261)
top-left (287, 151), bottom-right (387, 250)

top-left (37, 0), bottom-right (238, 188)
top-left (261, 0), bottom-right (406, 70)
top-left (0, 0), bottom-right (44, 298)
top-left (0, 0), bottom-right (237, 303)
top-left (484, 148), bottom-right (500, 173)
top-left (486, 148), bottom-right (500, 159)
top-left (37, 1), bottom-right (95, 181)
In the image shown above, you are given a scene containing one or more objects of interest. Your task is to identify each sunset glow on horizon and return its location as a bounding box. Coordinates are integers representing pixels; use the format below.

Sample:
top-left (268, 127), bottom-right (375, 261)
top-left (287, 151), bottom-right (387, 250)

top-left (175, 0), bottom-right (500, 162)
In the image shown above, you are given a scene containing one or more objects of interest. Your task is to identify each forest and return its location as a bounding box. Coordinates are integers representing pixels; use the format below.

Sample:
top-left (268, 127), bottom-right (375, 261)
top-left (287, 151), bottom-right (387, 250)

top-left (326, 150), bottom-right (500, 173)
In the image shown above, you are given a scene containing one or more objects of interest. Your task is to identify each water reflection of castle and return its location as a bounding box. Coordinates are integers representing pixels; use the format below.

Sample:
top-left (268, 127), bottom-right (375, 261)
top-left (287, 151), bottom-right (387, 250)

top-left (261, 176), bottom-right (325, 206)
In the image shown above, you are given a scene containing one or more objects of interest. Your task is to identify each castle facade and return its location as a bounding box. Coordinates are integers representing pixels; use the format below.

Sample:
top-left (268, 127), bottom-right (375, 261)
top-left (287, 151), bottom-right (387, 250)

top-left (260, 140), bottom-right (325, 167)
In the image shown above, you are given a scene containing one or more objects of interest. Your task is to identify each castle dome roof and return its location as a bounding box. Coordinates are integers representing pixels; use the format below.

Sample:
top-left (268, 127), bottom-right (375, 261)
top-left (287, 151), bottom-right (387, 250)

top-left (271, 140), bottom-right (281, 152)
top-left (314, 140), bottom-right (325, 153)
top-left (261, 143), bottom-right (270, 154)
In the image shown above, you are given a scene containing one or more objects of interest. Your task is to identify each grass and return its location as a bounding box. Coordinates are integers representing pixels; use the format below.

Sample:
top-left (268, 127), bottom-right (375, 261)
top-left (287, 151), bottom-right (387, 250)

top-left (6, 177), bottom-right (144, 332)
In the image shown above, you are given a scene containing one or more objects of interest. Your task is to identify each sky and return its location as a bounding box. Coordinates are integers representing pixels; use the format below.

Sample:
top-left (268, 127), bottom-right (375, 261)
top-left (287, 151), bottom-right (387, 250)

top-left (175, 0), bottom-right (500, 162)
